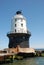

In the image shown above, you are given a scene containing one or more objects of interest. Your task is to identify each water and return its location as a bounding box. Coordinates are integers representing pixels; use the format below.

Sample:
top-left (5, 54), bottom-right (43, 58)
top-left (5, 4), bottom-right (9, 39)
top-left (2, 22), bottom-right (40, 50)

top-left (3, 57), bottom-right (44, 65)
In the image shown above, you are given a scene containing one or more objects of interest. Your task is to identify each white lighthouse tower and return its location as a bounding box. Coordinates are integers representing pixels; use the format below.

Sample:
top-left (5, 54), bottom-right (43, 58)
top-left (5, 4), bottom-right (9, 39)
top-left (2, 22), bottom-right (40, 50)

top-left (7, 11), bottom-right (31, 48)
top-left (11, 11), bottom-right (27, 33)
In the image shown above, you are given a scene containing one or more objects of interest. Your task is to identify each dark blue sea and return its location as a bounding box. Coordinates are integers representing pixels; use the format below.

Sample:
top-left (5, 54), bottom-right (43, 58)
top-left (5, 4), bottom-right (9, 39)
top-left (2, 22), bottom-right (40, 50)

top-left (35, 48), bottom-right (44, 51)
top-left (3, 57), bottom-right (44, 65)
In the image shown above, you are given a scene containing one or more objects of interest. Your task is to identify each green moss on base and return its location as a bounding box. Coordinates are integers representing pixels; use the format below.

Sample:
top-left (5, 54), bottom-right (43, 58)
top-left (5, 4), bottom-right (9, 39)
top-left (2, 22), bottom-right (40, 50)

top-left (41, 53), bottom-right (44, 57)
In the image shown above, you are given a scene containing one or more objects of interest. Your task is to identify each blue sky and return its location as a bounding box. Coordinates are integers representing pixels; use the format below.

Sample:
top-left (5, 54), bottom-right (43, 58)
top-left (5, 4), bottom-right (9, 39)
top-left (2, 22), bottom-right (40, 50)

top-left (0, 0), bottom-right (44, 50)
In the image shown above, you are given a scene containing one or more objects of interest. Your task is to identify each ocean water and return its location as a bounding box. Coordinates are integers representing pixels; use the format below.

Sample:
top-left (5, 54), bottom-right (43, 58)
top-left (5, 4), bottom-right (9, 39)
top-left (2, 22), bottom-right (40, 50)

top-left (3, 57), bottom-right (44, 65)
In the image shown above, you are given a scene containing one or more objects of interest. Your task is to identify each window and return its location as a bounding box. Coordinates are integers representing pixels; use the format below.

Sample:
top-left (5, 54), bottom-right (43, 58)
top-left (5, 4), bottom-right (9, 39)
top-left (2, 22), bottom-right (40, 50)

top-left (15, 29), bottom-right (16, 32)
top-left (15, 24), bottom-right (16, 27)
top-left (15, 19), bottom-right (17, 22)
top-left (23, 36), bottom-right (25, 39)
top-left (21, 24), bottom-right (23, 27)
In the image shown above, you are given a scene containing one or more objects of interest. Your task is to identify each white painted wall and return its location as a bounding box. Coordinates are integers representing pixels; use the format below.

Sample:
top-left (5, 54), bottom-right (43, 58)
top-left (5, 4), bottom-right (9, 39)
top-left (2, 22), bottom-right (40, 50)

top-left (10, 14), bottom-right (27, 33)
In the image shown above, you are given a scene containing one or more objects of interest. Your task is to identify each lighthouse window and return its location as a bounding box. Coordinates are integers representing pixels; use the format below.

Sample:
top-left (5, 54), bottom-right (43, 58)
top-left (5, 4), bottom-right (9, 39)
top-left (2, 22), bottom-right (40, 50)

top-left (21, 24), bottom-right (23, 27)
top-left (23, 36), bottom-right (25, 39)
top-left (15, 24), bottom-right (16, 27)
top-left (15, 19), bottom-right (17, 22)
top-left (15, 29), bottom-right (16, 32)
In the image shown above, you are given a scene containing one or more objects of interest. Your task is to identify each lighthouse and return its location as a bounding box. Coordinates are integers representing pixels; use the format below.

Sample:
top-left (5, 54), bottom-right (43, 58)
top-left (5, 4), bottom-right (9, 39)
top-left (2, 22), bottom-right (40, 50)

top-left (7, 11), bottom-right (31, 48)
